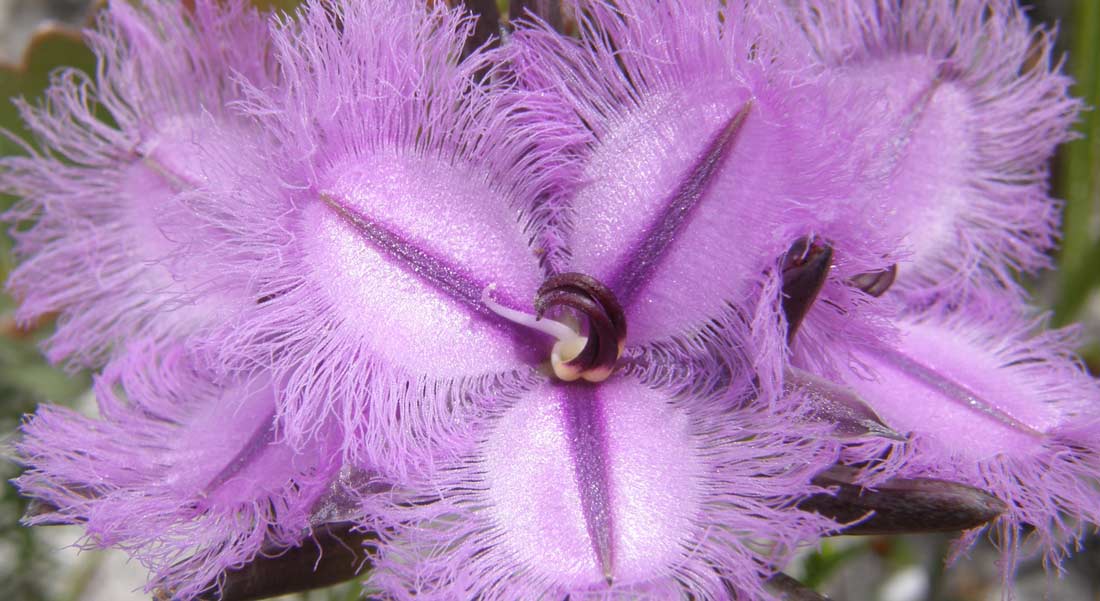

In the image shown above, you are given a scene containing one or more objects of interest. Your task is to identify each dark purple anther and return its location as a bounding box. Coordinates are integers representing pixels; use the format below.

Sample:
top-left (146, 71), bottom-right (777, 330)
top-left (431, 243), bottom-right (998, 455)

top-left (780, 237), bottom-right (833, 343)
top-left (535, 272), bottom-right (627, 382)
top-left (850, 264), bottom-right (898, 297)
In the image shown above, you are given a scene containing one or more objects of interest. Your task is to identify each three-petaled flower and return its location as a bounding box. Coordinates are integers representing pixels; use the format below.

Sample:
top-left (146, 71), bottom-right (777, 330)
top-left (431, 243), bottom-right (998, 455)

top-left (6, 0), bottom-right (1100, 600)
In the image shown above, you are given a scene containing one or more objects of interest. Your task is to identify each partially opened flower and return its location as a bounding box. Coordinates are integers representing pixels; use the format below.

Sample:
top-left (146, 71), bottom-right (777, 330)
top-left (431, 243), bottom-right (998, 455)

top-left (821, 298), bottom-right (1100, 576)
top-left (15, 341), bottom-right (344, 600)
top-left (1, 0), bottom-right (274, 368)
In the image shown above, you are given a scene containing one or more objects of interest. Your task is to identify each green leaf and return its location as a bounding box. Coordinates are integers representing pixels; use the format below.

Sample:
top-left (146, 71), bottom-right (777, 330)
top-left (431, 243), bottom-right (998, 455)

top-left (0, 26), bottom-right (97, 158)
top-left (250, 0), bottom-right (306, 13)
top-left (798, 539), bottom-right (870, 590)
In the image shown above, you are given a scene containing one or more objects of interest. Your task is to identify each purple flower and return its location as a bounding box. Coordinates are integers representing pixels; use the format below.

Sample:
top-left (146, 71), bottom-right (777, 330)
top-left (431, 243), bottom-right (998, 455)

top-left (3, 0), bottom-right (273, 368)
top-left (822, 297), bottom-right (1100, 578)
top-left (771, 0), bottom-right (1100, 583)
top-left (16, 341), bottom-right (344, 600)
top-left (3, 0), bottom-right (1097, 600)
top-left (181, 0), bottom-right (841, 596)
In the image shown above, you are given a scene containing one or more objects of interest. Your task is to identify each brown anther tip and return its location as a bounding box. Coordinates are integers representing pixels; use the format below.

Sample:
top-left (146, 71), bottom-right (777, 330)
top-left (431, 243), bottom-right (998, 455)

top-left (780, 237), bottom-right (833, 343)
top-left (850, 264), bottom-right (897, 297)
top-left (785, 366), bottom-right (903, 441)
top-left (861, 420), bottom-right (908, 442)
top-left (766, 573), bottom-right (830, 601)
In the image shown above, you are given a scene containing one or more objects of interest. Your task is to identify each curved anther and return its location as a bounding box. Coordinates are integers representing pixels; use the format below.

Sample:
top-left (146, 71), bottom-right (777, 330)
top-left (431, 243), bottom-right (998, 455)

top-left (781, 236), bottom-right (833, 343)
top-left (535, 273), bottom-right (627, 382)
top-left (536, 288), bottom-right (611, 373)
top-left (482, 273), bottom-right (627, 383)
top-left (850, 264), bottom-right (898, 297)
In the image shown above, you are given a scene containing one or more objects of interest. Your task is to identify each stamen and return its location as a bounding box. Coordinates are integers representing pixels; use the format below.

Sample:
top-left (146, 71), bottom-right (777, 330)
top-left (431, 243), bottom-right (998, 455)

top-left (850, 264), bottom-right (898, 297)
top-left (482, 275), bottom-right (628, 383)
top-left (780, 236), bottom-right (833, 343)
top-left (482, 285), bottom-right (577, 342)
top-left (537, 273), bottom-right (628, 383)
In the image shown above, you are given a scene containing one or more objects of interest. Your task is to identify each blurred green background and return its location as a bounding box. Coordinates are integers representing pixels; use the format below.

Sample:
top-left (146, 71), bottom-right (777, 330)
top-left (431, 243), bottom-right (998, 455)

top-left (0, 1), bottom-right (1096, 600)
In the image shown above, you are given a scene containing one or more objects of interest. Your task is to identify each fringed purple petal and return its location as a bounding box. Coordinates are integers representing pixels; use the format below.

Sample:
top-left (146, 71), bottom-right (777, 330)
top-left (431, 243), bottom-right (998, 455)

top-left (789, 268), bottom-right (902, 382)
top-left (619, 271), bottom-right (792, 419)
top-left (829, 297), bottom-right (1100, 586)
top-left (14, 343), bottom-right (343, 599)
top-left (784, 0), bottom-right (1079, 301)
top-left (510, 0), bottom-right (897, 348)
top-left (362, 374), bottom-right (839, 600)
top-left (187, 0), bottom-right (580, 473)
top-left (1, 0), bottom-right (272, 368)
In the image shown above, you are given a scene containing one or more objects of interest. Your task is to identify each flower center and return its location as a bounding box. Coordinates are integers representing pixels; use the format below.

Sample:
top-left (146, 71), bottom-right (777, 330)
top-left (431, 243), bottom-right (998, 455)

top-left (484, 272), bottom-right (627, 382)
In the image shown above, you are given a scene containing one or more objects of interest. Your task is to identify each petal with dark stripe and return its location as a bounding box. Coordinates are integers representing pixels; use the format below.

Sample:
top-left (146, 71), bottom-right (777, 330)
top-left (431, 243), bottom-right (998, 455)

top-left (512, 1), bottom-right (880, 346)
top-left (365, 373), bottom-right (838, 599)
top-left (15, 343), bottom-right (343, 601)
top-left (196, 1), bottom-right (571, 472)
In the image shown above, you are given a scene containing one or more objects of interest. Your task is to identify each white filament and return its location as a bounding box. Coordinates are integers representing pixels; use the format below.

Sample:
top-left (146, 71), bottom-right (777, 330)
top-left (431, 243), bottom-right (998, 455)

top-left (482, 284), bottom-right (578, 342)
top-left (482, 284), bottom-right (589, 381)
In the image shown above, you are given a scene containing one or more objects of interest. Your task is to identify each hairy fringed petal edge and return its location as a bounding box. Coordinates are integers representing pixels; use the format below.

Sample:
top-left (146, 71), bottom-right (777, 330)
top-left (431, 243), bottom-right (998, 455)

top-left (783, 0), bottom-right (1079, 301)
top-left (620, 274), bottom-right (786, 405)
top-left (14, 342), bottom-right (344, 600)
top-left (187, 0), bottom-right (581, 475)
top-left (361, 375), bottom-right (840, 600)
top-left (0, 0), bottom-right (272, 369)
top-left (831, 296), bottom-right (1100, 586)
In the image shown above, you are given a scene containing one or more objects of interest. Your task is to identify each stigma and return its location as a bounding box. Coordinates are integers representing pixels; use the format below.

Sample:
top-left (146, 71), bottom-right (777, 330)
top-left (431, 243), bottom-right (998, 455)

top-left (484, 273), bottom-right (627, 383)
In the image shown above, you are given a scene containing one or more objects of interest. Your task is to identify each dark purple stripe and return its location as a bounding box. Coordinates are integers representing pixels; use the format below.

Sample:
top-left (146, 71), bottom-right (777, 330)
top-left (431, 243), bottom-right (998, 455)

top-left (880, 348), bottom-right (1045, 438)
top-left (607, 101), bottom-right (753, 307)
top-left (560, 383), bottom-right (615, 582)
top-left (144, 151), bottom-right (526, 318)
top-left (203, 412), bottom-right (277, 496)
top-left (320, 193), bottom-right (519, 314)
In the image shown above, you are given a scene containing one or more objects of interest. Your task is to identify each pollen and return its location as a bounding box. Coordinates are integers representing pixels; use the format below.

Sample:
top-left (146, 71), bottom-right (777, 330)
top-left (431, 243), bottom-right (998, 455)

top-left (551, 336), bottom-right (613, 383)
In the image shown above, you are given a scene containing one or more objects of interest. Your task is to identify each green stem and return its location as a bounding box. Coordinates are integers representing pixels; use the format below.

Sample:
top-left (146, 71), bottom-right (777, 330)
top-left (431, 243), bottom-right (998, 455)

top-left (60, 550), bottom-right (105, 601)
top-left (1055, 0), bottom-right (1100, 325)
